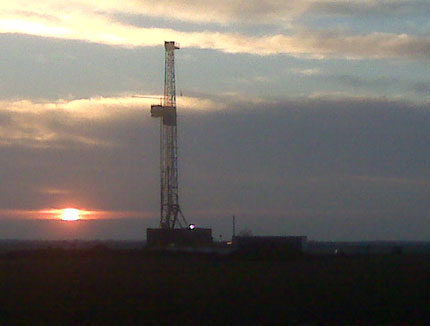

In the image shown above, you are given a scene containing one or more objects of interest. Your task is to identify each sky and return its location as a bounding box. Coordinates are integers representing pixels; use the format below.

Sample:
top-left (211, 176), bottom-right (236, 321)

top-left (0, 0), bottom-right (429, 241)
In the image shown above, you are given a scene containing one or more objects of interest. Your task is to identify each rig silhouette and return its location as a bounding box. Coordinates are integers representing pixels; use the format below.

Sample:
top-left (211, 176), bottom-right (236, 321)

top-left (147, 41), bottom-right (212, 247)
top-left (150, 41), bottom-right (187, 229)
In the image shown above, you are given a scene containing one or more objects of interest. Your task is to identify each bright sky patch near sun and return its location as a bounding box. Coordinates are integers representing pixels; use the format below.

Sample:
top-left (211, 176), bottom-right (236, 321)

top-left (0, 1), bottom-right (429, 240)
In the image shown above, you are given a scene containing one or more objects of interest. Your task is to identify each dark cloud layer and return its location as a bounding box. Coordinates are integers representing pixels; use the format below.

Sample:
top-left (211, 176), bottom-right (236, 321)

top-left (414, 82), bottom-right (430, 94)
top-left (310, 0), bottom-right (430, 17)
top-left (0, 97), bottom-right (429, 240)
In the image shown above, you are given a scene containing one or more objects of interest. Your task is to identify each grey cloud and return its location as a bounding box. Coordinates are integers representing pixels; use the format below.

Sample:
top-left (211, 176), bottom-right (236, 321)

top-left (310, 0), bottom-right (430, 17)
top-left (2, 18), bottom-right (430, 62)
top-left (334, 75), bottom-right (400, 88)
top-left (133, 0), bottom-right (305, 24)
top-left (301, 30), bottom-right (430, 60)
top-left (311, 74), bottom-right (401, 90)
top-left (181, 97), bottom-right (430, 179)
top-left (0, 96), bottom-right (429, 240)
top-left (297, 71), bottom-right (430, 97)
top-left (413, 82), bottom-right (430, 94)
top-left (131, 0), bottom-right (430, 24)
top-left (180, 97), bottom-right (430, 240)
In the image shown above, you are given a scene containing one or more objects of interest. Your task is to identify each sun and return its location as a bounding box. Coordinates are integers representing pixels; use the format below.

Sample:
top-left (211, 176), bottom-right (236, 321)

top-left (61, 208), bottom-right (80, 221)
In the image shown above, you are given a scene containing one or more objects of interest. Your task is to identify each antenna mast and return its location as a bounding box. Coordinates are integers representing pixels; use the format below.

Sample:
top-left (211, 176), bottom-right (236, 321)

top-left (151, 41), bottom-right (187, 229)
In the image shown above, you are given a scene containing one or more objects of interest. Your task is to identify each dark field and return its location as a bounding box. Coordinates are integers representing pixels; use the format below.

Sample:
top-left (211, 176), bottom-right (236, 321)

top-left (1, 250), bottom-right (429, 325)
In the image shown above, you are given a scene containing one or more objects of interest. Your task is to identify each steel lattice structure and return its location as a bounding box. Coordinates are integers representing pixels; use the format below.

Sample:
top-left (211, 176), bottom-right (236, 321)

top-left (151, 41), bottom-right (187, 229)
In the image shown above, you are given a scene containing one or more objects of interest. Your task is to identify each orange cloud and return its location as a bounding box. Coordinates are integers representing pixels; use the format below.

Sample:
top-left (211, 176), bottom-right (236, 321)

top-left (0, 95), bottom-right (225, 148)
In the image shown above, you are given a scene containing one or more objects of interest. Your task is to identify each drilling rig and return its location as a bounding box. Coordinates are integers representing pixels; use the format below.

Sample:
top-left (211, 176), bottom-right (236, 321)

top-left (147, 41), bottom-right (212, 247)
top-left (150, 41), bottom-right (187, 229)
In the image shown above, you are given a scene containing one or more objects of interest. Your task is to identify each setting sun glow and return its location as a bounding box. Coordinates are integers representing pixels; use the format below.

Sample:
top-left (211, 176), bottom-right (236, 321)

top-left (61, 208), bottom-right (80, 221)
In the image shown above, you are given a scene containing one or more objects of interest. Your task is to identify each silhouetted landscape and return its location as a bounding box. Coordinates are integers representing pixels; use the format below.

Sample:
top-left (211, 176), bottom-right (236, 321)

top-left (1, 243), bottom-right (429, 324)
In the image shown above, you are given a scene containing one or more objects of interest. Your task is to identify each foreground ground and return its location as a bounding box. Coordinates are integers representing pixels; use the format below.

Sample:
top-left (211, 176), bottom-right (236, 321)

top-left (0, 250), bottom-right (429, 325)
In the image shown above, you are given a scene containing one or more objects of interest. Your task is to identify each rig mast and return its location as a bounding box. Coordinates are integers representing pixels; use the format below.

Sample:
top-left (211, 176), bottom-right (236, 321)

top-left (151, 41), bottom-right (187, 229)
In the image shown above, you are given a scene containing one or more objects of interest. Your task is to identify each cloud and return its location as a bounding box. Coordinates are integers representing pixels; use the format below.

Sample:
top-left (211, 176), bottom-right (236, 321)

top-left (0, 94), bottom-right (429, 239)
top-left (308, 73), bottom-right (403, 91)
top-left (291, 68), bottom-right (323, 76)
top-left (413, 82), bottom-right (430, 94)
top-left (288, 70), bottom-right (430, 101)
top-left (0, 1), bottom-right (308, 26)
top-left (309, 0), bottom-right (430, 17)
top-left (1, 2), bottom-right (430, 60)
top-left (129, 0), bottom-right (430, 22)
top-left (294, 31), bottom-right (430, 60)
top-left (12, 1), bottom-right (426, 26)
top-left (0, 96), bottom-right (221, 148)
top-left (330, 75), bottom-right (400, 88)
top-left (129, 0), bottom-right (308, 24)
